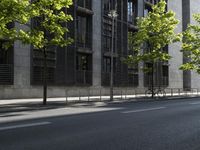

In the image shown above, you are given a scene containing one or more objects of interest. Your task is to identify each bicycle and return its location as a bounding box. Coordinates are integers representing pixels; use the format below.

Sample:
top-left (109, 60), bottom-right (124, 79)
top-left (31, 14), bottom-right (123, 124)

top-left (145, 88), bottom-right (166, 98)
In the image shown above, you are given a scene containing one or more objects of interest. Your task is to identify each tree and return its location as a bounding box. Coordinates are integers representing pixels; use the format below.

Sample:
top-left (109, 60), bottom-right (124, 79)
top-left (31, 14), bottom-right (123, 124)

top-left (1, 0), bottom-right (73, 105)
top-left (19, 0), bottom-right (73, 105)
top-left (180, 14), bottom-right (200, 74)
top-left (126, 0), bottom-right (180, 98)
top-left (0, 0), bottom-right (30, 48)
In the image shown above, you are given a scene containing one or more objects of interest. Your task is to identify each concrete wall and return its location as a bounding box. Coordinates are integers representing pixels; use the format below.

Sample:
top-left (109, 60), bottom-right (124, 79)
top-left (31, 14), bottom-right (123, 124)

top-left (168, 0), bottom-right (183, 88)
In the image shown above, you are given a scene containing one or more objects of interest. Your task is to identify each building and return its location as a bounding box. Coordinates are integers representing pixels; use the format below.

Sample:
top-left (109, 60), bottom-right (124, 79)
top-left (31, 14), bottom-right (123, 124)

top-left (0, 0), bottom-right (199, 99)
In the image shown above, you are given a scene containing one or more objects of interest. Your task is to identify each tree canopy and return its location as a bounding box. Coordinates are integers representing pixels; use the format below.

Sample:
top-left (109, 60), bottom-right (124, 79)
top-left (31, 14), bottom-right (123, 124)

top-left (0, 0), bottom-right (30, 47)
top-left (126, 0), bottom-right (181, 66)
top-left (0, 0), bottom-right (73, 104)
top-left (180, 14), bottom-right (200, 74)
top-left (0, 0), bottom-right (73, 49)
top-left (18, 0), bottom-right (73, 49)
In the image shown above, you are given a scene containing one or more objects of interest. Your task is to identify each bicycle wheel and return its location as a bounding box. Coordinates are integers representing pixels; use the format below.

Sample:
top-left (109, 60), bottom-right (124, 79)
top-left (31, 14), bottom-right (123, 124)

top-left (156, 90), bottom-right (166, 97)
top-left (145, 90), bottom-right (152, 97)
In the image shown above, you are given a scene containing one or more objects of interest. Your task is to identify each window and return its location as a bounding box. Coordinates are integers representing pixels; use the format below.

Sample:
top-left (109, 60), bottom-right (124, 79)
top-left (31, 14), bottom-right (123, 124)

top-left (76, 53), bottom-right (91, 71)
top-left (76, 53), bottom-right (92, 85)
top-left (145, 0), bottom-right (160, 5)
top-left (77, 0), bottom-right (91, 9)
top-left (127, 0), bottom-right (137, 24)
top-left (0, 42), bottom-right (11, 64)
top-left (103, 57), bottom-right (111, 73)
top-left (162, 65), bottom-right (169, 86)
top-left (31, 17), bottom-right (56, 85)
top-left (77, 54), bottom-right (88, 70)
top-left (103, 0), bottom-right (117, 14)
top-left (103, 57), bottom-right (117, 73)
top-left (0, 24), bottom-right (14, 85)
top-left (103, 36), bottom-right (111, 52)
top-left (144, 5), bottom-right (151, 16)
top-left (144, 63), bottom-right (153, 87)
top-left (76, 15), bottom-right (92, 48)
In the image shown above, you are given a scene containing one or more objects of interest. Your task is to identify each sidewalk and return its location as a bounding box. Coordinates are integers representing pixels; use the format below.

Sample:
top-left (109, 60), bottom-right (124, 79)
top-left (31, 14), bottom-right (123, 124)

top-left (0, 94), bottom-right (199, 106)
top-left (0, 95), bottom-right (200, 124)
top-left (0, 97), bottom-right (66, 105)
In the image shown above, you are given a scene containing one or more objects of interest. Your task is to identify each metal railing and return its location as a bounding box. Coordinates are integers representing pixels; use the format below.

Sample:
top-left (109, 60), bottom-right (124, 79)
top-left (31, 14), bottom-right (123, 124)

top-left (77, 32), bottom-right (92, 49)
top-left (101, 72), bottom-right (119, 86)
top-left (0, 64), bottom-right (13, 85)
top-left (77, 0), bottom-right (92, 10)
top-left (76, 70), bottom-right (92, 85)
top-left (127, 14), bottom-right (137, 25)
top-left (66, 88), bottom-right (200, 103)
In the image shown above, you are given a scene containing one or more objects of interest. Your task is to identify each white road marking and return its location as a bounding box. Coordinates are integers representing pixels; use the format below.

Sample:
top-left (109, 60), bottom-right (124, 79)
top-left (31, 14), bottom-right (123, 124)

top-left (0, 122), bottom-right (51, 131)
top-left (189, 102), bottom-right (200, 105)
top-left (122, 107), bottom-right (166, 114)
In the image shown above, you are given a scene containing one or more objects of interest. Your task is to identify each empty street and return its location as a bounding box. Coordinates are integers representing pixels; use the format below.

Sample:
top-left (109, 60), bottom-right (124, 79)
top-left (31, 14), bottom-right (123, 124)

top-left (1, 98), bottom-right (200, 150)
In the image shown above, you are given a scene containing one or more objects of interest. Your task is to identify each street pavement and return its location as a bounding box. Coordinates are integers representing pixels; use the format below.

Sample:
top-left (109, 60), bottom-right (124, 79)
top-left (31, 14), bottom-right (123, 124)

top-left (1, 98), bottom-right (200, 150)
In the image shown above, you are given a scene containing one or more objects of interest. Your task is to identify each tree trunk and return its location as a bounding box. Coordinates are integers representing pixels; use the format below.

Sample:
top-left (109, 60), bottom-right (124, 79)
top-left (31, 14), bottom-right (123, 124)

top-left (151, 62), bottom-right (154, 98)
top-left (43, 47), bottom-right (47, 105)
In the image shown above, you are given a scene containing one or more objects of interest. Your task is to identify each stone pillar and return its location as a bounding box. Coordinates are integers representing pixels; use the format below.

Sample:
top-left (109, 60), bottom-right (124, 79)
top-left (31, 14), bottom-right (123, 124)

top-left (190, 0), bottom-right (200, 89)
top-left (92, 0), bottom-right (102, 87)
top-left (137, 1), bottom-right (145, 89)
top-left (182, 0), bottom-right (191, 89)
top-left (14, 23), bottom-right (31, 89)
top-left (168, 0), bottom-right (183, 88)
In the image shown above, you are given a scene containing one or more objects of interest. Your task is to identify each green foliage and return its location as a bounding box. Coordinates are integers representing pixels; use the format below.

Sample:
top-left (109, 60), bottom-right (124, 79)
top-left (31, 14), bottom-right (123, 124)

top-left (18, 0), bottom-right (73, 49)
top-left (180, 14), bottom-right (200, 74)
top-left (0, 0), bottom-right (30, 47)
top-left (126, 0), bottom-right (180, 67)
top-left (0, 0), bottom-right (73, 50)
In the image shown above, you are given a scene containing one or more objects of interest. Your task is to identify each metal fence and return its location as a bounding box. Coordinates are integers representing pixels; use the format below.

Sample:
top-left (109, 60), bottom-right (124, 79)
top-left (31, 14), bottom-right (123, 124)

top-left (65, 88), bottom-right (199, 103)
top-left (0, 64), bottom-right (13, 85)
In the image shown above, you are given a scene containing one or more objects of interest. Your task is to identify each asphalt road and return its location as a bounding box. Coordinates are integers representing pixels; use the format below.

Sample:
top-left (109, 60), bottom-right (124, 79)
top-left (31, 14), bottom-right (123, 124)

top-left (1, 98), bottom-right (200, 150)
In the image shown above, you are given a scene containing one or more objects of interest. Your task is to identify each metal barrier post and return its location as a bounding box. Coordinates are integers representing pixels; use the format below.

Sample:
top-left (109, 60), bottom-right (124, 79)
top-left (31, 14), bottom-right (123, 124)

top-left (135, 89), bottom-right (137, 99)
top-left (178, 89), bottom-right (180, 96)
top-left (121, 90), bottom-right (123, 100)
top-left (171, 89), bottom-right (173, 97)
top-left (125, 89), bottom-right (127, 99)
top-left (66, 90), bottom-right (68, 104)
top-left (100, 89), bottom-right (102, 101)
top-left (79, 90), bottom-right (81, 101)
top-left (185, 89), bottom-right (188, 96)
top-left (88, 89), bottom-right (90, 102)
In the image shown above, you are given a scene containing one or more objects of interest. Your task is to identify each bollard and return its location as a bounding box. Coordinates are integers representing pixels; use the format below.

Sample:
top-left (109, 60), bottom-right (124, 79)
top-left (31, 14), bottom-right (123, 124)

top-left (125, 89), bottom-right (127, 99)
top-left (66, 90), bottom-right (68, 104)
top-left (178, 89), bottom-right (180, 96)
top-left (100, 89), bottom-right (102, 101)
top-left (135, 89), bottom-right (137, 99)
top-left (121, 90), bottom-right (123, 100)
top-left (79, 90), bottom-right (81, 101)
top-left (171, 89), bottom-right (173, 97)
top-left (88, 89), bottom-right (90, 102)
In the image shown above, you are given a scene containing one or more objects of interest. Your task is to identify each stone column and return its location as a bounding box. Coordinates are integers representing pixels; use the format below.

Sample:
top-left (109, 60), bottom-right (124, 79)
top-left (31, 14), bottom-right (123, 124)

top-left (137, 1), bottom-right (145, 89)
top-left (190, 0), bottom-right (200, 89)
top-left (92, 0), bottom-right (102, 87)
top-left (168, 0), bottom-right (183, 88)
top-left (14, 23), bottom-right (31, 91)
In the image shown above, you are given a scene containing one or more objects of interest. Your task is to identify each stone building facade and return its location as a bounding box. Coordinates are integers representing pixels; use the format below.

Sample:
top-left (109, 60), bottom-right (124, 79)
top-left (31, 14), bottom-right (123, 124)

top-left (0, 0), bottom-right (199, 99)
